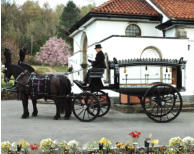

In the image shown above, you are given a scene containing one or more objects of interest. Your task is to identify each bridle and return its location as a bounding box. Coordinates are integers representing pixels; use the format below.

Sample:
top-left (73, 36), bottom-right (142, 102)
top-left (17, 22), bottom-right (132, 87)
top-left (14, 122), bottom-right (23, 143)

top-left (15, 71), bottom-right (32, 88)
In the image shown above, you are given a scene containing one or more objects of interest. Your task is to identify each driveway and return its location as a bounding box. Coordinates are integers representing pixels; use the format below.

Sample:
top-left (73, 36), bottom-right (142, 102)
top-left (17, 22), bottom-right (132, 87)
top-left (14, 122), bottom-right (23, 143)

top-left (1, 100), bottom-right (194, 146)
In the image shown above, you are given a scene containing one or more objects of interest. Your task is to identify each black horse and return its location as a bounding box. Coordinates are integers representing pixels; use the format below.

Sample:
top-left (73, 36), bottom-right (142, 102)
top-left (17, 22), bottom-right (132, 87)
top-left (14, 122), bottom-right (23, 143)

top-left (3, 49), bottom-right (71, 119)
top-left (3, 62), bottom-right (72, 120)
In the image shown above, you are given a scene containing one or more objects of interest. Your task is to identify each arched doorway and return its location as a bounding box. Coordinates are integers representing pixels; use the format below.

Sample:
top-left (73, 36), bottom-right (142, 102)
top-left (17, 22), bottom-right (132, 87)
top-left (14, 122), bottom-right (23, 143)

top-left (140, 46), bottom-right (163, 83)
top-left (81, 32), bottom-right (88, 80)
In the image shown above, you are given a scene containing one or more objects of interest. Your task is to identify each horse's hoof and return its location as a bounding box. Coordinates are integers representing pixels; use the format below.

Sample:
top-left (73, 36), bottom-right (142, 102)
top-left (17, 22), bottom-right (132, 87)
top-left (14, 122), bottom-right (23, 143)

top-left (53, 116), bottom-right (60, 120)
top-left (21, 113), bottom-right (29, 119)
top-left (32, 112), bottom-right (38, 117)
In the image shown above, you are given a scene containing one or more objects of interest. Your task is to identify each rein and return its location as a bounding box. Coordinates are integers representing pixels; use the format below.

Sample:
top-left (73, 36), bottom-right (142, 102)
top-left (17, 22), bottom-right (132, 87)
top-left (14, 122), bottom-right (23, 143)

top-left (15, 72), bottom-right (32, 87)
top-left (15, 72), bottom-right (25, 83)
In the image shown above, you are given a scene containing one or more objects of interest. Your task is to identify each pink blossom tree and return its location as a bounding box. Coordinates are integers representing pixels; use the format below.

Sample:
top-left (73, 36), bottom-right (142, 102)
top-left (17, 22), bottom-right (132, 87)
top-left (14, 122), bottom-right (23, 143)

top-left (34, 37), bottom-right (71, 66)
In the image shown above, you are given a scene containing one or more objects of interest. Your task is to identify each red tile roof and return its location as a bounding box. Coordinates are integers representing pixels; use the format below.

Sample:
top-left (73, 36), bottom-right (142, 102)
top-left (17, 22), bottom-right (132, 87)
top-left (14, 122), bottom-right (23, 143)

top-left (91, 0), bottom-right (160, 17)
top-left (152, 0), bottom-right (194, 20)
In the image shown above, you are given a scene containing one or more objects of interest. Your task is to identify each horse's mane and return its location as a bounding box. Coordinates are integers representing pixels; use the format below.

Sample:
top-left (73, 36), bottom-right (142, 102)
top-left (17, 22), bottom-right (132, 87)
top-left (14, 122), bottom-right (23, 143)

top-left (19, 63), bottom-right (35, 73)
top-left (8, 64), bottom-right (25, 72)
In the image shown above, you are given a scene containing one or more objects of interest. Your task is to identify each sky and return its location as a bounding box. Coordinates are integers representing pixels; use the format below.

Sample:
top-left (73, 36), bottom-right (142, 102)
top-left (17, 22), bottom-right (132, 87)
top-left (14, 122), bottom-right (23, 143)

top-left (9, 0), bottom-right (108, 9)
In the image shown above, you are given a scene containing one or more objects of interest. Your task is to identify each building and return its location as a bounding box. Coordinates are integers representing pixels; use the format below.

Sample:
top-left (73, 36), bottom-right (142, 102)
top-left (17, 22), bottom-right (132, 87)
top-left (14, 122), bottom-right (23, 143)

top-left (68, 0), bottom-right (194, 98)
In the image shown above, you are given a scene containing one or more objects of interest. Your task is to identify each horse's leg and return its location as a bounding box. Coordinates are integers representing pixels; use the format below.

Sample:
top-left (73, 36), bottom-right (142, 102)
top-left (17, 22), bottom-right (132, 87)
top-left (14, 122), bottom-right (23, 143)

top-left (64, 98), bottom-right (72, 120)
top-left (32, 98), bottom-right (38, 117)
top-left (21, 95), bottom-right (29, 119)
top-left (54, 99), bottom-right (61, 120)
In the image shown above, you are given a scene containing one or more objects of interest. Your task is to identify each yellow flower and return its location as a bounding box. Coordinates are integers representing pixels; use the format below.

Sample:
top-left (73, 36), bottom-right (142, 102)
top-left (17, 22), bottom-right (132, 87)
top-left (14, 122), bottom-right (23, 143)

top-left (107, 141), bottom-right (112, 145)
top-left (18, 140), bottom-right (30, 148)
top-left (99, 137), bottom-right (107, 145)
top-left (149, 133), bottom-right (152, 139)
top-left (151, 140), bottom-right (159, 145)
top-left (18, 141), bottom-right (25, 147)
top-left (116, 142), bottom-right (126, 149)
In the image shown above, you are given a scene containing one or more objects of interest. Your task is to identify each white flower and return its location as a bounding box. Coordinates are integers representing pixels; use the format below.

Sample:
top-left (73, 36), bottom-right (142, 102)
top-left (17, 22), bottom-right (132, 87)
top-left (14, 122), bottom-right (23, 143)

top-left (40, 138), bottom-right (54, 151)
top-left (169, 137), bottom-right (182, 147)
top-left (11, 142), bottom-right (17, 151)
top-left (68, 140), bottom-right (79, 149)
top-left (1, 141), bottom-right (11, 152)
top-left (82, 143), bottom-right (89, 150)
top-left (182, 136), bottom-right (194, 146)
top-left (59, 140), bottom-right (68, 149)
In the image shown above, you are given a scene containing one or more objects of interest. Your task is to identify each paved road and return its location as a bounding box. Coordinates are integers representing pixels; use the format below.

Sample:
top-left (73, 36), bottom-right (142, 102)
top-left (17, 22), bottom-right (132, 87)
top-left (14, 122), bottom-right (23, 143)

top-left (1, 100), bottom-right (194, 146)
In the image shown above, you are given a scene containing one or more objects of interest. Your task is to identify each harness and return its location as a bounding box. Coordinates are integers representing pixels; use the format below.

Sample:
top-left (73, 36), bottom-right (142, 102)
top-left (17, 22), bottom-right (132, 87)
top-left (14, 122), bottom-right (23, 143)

top-left (15, 72), bottom-right (50, 99)
top-left (29, 73), bottom-right (50, 99)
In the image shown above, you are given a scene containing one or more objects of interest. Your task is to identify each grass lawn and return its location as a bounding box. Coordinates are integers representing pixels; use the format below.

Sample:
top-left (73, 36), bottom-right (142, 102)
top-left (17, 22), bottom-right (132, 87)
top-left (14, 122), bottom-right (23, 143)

top-left (37, 67), bottom-right (50, 72)
top-left (32, 65), bottom-right (68, 73)
top-left (53, 65), bottom-right (68, 72)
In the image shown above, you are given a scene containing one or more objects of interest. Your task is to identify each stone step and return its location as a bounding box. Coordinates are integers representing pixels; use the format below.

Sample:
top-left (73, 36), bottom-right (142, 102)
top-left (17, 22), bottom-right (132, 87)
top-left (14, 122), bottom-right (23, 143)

top-left (113, 103), bottom-right (194, 113)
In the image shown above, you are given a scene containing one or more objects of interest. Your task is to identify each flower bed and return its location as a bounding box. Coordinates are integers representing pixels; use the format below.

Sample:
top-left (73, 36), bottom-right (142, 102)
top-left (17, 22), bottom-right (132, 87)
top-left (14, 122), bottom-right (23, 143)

top-left (2, 133), bottom-right (194, 154)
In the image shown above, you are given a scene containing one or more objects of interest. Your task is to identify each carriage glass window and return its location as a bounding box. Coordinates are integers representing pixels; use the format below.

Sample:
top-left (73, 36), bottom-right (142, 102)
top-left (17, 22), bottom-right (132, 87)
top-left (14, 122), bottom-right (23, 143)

top-left (125, 24), bottom-right (141, 36)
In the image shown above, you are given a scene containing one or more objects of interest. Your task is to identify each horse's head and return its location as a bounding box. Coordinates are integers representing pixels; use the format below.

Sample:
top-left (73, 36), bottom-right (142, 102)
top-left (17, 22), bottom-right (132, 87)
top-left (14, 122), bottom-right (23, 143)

top-left (3, 64), bottom-right (25, 83)
top-left (3, 66), bottom-right (12, 83)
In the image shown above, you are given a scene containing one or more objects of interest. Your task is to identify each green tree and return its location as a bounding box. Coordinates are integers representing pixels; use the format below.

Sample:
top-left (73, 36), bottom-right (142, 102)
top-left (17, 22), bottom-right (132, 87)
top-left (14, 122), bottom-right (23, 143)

top-left (57, 1), bottom-right (81, 47)
top-left (55, 4), bottom-right (65, 17)
top-left (80, 3), bottom-right (95, 17)
top-left (1, 0), bottom-right (60, 57)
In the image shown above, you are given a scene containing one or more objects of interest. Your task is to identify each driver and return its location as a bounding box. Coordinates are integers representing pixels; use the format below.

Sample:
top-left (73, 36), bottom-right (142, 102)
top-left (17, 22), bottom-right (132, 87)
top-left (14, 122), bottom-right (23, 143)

top-left (83, 44), bottom-right (106, 85)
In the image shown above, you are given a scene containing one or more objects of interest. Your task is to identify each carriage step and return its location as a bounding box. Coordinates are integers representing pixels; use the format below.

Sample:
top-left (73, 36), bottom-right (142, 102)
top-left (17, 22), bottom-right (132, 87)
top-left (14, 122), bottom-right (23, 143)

top-left (73, 80), bottom-right (88, 89)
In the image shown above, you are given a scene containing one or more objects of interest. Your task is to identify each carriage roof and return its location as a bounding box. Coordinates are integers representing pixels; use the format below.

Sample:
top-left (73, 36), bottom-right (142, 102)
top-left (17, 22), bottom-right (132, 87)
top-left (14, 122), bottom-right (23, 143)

top-left (109, 57), bottom-right (186, 68)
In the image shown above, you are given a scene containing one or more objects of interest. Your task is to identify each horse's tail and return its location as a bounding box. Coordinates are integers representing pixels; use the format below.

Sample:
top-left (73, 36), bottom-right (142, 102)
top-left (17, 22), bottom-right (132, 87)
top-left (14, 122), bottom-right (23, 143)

top-left (58, 75), bottom-right (72, 114)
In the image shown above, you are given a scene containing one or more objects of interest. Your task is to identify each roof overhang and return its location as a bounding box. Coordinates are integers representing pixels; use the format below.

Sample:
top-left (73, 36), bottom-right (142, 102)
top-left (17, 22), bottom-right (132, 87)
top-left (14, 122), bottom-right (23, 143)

top-left (69, 12), bottom-right (162, 37)
top-left (156, 19), bottom-right (194, 30)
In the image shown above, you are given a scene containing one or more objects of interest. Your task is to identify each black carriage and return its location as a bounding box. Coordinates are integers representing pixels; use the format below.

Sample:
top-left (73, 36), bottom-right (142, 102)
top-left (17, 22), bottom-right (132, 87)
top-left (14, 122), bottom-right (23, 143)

top-left (73, 57), bottom-right (186, 123)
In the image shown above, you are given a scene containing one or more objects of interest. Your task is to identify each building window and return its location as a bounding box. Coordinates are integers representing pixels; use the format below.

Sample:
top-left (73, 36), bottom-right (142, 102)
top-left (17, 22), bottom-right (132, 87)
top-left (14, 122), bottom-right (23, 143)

top-left (125, 24), bottom-right (141, 36)
top-left (176, 29), bottom-right (187, 38)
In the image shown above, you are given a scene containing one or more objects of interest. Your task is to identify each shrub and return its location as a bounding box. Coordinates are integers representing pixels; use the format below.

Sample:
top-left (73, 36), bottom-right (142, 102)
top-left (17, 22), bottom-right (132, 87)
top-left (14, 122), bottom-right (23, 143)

top-left (34, 37), bottom-right (71, 66)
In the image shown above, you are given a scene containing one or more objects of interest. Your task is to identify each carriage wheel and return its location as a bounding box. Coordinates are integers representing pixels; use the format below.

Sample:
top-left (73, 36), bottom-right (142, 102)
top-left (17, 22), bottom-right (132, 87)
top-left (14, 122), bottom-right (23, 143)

top-left (142, 83), bottom-right (182, 123)
top-left (93, 91), bottom-right (111, 117)
top-left (73, 92), bottom-right (100, 122)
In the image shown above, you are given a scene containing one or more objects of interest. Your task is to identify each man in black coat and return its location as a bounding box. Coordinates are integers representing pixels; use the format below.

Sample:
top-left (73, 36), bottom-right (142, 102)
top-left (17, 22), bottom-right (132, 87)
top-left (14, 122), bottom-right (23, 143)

top-left (83, 44), bottom-right (106, 85)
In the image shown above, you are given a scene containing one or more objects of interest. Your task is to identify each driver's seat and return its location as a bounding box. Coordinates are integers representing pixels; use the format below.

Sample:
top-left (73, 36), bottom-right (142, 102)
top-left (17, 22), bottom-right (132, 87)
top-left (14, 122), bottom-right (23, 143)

top-left (88, 68), bottom-right (105, 92)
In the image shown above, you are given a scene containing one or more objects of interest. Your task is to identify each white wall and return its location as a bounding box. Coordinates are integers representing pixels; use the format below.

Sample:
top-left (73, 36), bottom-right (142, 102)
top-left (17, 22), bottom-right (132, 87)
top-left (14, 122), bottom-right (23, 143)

top-left (185, 28), bottom-right (194, 40)
top-left (72, 20), bottom-right (163, 53)
top-left (94, 20), bottom-right (163, 44)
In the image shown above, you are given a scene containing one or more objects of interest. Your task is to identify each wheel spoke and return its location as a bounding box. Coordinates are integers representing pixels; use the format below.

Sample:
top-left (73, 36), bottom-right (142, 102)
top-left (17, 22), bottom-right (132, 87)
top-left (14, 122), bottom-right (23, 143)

top-left (77, 109), bottom-right (85, 117)
top-left (150, 103), bottom-right (157, 113)
top-left (83, 109), bottom-right (87, 119)
top-left (74, 107), bottom-right (84, 111)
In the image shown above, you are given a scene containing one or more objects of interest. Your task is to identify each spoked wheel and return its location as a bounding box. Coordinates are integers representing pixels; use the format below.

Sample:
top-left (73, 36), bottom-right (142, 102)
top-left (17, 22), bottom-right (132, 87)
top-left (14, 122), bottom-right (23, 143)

top-left (93, 91), bottom-right (111, 117)
top-left (142, 83), bottom-right (182, 123)
top-left (73, 92), bottom-right (100, 122)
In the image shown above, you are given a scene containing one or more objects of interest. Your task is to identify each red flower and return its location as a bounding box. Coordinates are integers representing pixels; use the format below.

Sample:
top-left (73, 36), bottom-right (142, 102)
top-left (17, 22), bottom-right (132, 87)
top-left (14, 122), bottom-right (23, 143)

top-left (129, 131), bottom-right (141, 138)
top-left (30, 144), bottom-right (39, 150)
